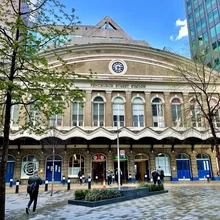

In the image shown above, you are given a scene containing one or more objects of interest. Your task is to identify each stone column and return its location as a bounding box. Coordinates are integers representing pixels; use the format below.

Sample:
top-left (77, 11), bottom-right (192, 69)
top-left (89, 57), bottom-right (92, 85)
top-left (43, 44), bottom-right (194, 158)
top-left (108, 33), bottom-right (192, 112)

top-left (84, 153), bottom-right (91, 178)
top-left (182, 93), bottom-right (190, 127)
top-left (128, 153), bottom-right (135, 180)
top-left (84, 90), bottom-right (92, 127)
top-left (149, 152), bottom-right (155, 173)
top-left (62, 152), bottom-right (69, 179)
top-left (210, 150), bottom-right (218, 179)
top-left (170, 153), bottom-right (177, 181)
top-left (145, 92), bottom-right (152, 127)
top-left (105, 91), bottom-right (112, 127)
top-left (125, 91), bottom-right (132, 127)
top-left (14, 154), bottom-right (22, 181)
top-left (190, 153), bottom-right (198, 180)
top-left (164, 92), bottom-right (172, 127)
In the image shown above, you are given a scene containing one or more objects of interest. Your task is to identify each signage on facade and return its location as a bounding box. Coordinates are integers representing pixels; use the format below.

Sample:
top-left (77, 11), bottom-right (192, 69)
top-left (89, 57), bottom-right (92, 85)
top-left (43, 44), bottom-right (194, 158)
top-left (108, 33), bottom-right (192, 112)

top-left (92, 153), bottom-right (107, 161)
top-left (113, 154), bottom-right (128, 161)
top-left (23, 162), bottom-right (36, 176)
top-left (91, 83), bottom-right (146, 89)
top-left (120, 150), bottom-right (125, 159)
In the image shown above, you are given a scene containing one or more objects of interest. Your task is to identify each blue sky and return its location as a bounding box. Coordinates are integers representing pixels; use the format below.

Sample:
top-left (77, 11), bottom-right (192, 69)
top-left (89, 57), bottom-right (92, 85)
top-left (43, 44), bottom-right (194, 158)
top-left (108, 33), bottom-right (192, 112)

top-left (63, 0), bottom-right (189, 57)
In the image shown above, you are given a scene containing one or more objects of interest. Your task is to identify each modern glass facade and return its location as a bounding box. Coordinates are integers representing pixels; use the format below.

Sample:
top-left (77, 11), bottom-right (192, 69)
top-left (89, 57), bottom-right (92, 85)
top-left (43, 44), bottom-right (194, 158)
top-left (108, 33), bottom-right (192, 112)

top-left (185, 0), bottom-right (220, 70)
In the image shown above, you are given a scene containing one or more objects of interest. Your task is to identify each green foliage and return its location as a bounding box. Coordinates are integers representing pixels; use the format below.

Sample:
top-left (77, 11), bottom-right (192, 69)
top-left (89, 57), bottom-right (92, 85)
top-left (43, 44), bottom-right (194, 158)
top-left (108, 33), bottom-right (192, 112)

top-left (138, 182), bottom-right (164, 192)
top-left (75, 190), bottom-right (89, 200)
top-left (74, 189), bottom-right (122, 202)
top-left (0, 0), bottom-right (94, 134)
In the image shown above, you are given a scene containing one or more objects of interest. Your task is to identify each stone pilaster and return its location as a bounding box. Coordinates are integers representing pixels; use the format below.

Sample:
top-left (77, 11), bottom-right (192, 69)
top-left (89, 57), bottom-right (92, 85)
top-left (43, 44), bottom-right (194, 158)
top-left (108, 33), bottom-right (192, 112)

top-left (164, 92), bottom-right (172, 127)
top-left (149, 152), bottom-right (155, 172)
top-left (190, 153), bottom-right (198, 180)
top-left (128, 153), bottom-right (135, 179)
top-left (62, 153), bottom-right (69, 178)
top-left (170, 153), bottom-right (177, 180)
top-left (145, 92), bottom-right (152, 127)
top-left (182, 93), bottom-right (190, 127)
top-left (14, 153), bottom-right (22, 181)
top-left (125, 91), bottom-right (132, 127)
top-left (105, 91), bottom-right (112, 127)
top-left (84, 90), bottom-right (92, 127)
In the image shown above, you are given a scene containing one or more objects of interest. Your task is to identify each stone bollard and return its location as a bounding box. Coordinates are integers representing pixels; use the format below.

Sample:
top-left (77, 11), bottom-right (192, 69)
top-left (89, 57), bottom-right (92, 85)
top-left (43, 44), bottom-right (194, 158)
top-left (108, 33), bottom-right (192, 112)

top-left (88, 176), bottom-right (91, 190)
top-left (15, 180), bottom-right (19, 193)
top-left (45, 179), bottom-right (48, 191)
top-left (10, 179), bottom-right (13, 187)
top-left (67, 177), bottom-right (71, 190)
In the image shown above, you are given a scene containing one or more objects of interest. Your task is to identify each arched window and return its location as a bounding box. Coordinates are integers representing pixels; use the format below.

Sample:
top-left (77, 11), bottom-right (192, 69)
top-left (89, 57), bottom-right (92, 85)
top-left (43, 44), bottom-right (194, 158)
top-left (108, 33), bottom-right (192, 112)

top-left (72, 99), bottom-right (84, 126)
top-left (152, 98), bottom-right (164, 127)
top-left (50, 101), bottom-right (63, 127)
top-left (68, 154), bottom-right (84, 177)
top-left (113, 97), bottom-right (124, 127)
top-left (11, 104), bottom-right (19, 126)
top-left (190, 99), bottom-right (202, 127)
top-left (155, 153), bottom-right (171, 175)
top-left (93, 97), bottom-right (104, 127)
top-left (196, 154), bottom-right (209, 159)
top-left (210, 98), bottom-right (220, 127)
top-left (21, 155), bottom-right (39, 178)
top-left (30, 98), bottom-right (41, 126)
top-left (176, 153), bottom-right (189, 159)
top-left (132, 97), bottom-right (144, 127)
top-left (171, 98), bottom-right (182, 127)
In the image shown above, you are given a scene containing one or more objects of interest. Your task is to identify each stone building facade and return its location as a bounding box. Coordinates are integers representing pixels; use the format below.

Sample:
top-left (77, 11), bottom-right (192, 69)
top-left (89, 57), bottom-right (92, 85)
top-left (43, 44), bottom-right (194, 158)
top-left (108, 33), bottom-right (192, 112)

top-left (1, 16), bottom-right (220, 183)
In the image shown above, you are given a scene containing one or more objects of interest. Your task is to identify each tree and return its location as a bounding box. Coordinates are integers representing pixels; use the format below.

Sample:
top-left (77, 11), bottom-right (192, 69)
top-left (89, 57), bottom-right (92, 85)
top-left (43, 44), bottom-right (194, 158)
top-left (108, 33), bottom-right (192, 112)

top-left (0, 0), bottom-right (91, 218)
top-left (40, 127), bottom-right (67, 197)
top-left (176, 47), bottom-right (220, 169)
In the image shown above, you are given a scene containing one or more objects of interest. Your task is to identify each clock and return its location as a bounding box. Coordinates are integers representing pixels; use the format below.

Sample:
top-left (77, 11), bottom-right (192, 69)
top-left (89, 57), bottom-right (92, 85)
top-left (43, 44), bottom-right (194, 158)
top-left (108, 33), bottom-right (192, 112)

top-left (112, 61), bottom-right (124, 73)
top-left (109, 60), bottom-right (127, 75)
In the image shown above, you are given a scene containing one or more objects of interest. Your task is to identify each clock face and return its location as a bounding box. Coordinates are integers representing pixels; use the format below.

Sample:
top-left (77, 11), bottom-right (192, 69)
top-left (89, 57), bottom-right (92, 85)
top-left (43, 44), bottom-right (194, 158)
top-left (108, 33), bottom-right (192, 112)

top-left (112, 62), bottom-right (124, 73)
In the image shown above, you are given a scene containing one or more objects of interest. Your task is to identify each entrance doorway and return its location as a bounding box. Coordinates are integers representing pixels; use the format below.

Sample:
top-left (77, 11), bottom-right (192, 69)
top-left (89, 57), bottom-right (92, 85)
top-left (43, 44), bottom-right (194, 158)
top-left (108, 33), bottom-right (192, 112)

top-left (113, 154), bottom-right (128, 181)
top-left (6, 155), bottom-right (15, 183)
top-left (196, 154), bottom-right (211, 179)
top-left (176, 154), bottom-right (191, 180)
top-left (91, 153), bottom-right (107, 182)
top-left (46, 154), bottom-right (62, 182)
top-left (134, 153), bottom-right (149, 181)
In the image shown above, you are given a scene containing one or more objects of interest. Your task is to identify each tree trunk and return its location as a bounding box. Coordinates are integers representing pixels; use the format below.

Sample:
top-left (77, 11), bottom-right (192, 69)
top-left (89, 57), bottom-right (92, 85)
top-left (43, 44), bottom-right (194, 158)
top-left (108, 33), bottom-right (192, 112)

top-left (0, 92), bottom-right (12, 219)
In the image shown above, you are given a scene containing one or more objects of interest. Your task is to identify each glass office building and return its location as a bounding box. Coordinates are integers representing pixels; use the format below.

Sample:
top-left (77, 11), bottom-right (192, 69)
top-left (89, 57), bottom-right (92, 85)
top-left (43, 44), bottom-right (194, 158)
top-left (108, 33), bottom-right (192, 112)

top-left (185, 0), bottom-right (220, 70)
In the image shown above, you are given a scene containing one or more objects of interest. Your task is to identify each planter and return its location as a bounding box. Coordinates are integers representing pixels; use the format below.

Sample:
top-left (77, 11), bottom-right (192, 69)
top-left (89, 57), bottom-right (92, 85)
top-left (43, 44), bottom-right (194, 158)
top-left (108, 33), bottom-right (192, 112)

top-left (68, 187), bottom-right (168, 207)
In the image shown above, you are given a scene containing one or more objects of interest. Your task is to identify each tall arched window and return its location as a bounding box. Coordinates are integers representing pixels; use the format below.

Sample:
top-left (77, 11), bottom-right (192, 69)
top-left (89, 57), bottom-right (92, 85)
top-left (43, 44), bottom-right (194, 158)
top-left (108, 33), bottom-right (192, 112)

top-left (171, 98), bottom-right (182, 127)
top-left (132, 97), bottom-right (144, 127)
top-left (113, 97), bottom-right (124, 127)
top-left (68, 154), bottom-right (84, 177)
top-left (30, 98), bottom-right (41, 126)
top-left (21, 155), bottom-right (39, 178)
top-left (72, 99), bottom-right (84, 126)
top-left (50, 101), bottom-right (63, 127)
top-left (11, 104), bottom-right (19, 126)
top-left (155, 153), bottom-right (171, 176)
top-left (210, 98), bottom-right (220, 127)
top-left (152, 97), bottom-right (164, 127)
top-left (93, 97), bottom-right (104, 127)
top-left (190, 99), bottom-right (202, 127)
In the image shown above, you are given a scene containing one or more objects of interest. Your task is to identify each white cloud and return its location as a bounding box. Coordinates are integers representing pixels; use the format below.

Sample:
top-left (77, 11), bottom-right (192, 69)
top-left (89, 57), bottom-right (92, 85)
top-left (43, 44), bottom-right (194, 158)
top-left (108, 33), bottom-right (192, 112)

top-left (175, 19), bottom-right (188, 40)
top-left (170, 36), bottom-right (174, 41)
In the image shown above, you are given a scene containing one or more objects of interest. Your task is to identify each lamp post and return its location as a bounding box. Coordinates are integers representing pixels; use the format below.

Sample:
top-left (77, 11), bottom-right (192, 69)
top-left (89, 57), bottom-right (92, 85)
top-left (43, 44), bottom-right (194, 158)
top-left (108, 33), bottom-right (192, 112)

top-left (117, 114), bottom-right (121, 190)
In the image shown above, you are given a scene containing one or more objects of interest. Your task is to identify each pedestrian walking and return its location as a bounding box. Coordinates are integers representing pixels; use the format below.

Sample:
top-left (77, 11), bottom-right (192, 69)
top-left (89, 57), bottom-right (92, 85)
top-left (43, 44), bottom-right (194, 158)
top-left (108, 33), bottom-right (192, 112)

top-left (26, 170), bottom-right (42, 214)
top-left (78, 169), bottom-right (83, 184)
top-left (116, 169), bottom-right (123, 186)
top-left (107, 169), bottom-right (112, 186)
top-left (160, 169), bottom-right (165, 183)
top-left (151, 168), bottom-right (160, 185)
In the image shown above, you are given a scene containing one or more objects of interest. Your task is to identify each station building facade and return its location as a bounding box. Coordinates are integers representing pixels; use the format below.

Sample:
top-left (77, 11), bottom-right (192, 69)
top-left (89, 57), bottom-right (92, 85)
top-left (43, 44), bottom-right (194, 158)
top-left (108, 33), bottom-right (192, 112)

top-left (1, 16), bottom-right (220, 183)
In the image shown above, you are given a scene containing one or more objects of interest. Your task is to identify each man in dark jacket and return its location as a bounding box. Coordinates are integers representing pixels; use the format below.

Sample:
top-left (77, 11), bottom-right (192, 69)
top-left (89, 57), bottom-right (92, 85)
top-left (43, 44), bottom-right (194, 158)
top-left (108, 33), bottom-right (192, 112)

top-left (151, 168), bottom-right (160, 184)
top-left (26, 170), bottom-right (42, 214)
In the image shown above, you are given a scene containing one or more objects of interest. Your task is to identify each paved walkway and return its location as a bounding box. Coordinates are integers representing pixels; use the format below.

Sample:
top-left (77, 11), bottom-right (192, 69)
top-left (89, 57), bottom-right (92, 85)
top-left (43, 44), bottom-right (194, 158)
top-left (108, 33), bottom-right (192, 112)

top-left (5, 181), bottom-right (220, 220)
